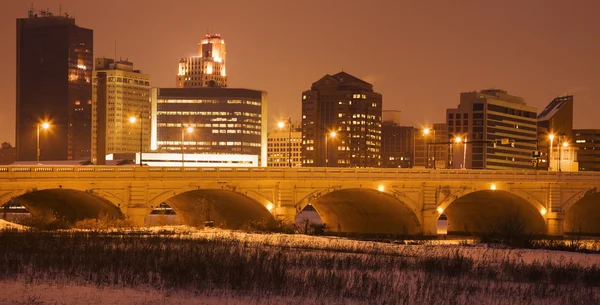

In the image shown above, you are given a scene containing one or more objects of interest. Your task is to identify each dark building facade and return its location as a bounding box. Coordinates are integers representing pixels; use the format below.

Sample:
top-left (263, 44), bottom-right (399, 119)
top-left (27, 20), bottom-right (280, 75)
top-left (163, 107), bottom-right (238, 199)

top-left (537, 95), bottom-right (574, 170)
top-left (16, 10), bottom-right (93, 161)
top-left (574, 129), bottom-right (600, 171)
top-left (301, 72), bottom-right (382, 167)
top-left (381, 110), bottom-right (413, 168)
top-left (382, 124), bottom-right (414, 168)
top-left (151, 87), bottom-right (267, 166)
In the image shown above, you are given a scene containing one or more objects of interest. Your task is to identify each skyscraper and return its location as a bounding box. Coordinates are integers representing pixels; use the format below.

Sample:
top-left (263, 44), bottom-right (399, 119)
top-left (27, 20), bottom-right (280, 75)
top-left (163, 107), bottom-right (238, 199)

top-left (176, 34), bottom-right (227, 88)
top-left (301, 72), bottom-right (382, 167)
top-left (16, 9), bottom-right (93, 161)
top-left (91, 58), bottom-right (151, 165)
top-left (446, 89), bottom-right (537, 170)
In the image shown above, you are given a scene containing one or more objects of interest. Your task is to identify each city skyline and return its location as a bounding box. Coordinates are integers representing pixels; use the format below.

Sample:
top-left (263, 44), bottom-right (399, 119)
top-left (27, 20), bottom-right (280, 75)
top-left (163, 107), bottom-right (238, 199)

top-left (1, 0), bottom-right (600, 145)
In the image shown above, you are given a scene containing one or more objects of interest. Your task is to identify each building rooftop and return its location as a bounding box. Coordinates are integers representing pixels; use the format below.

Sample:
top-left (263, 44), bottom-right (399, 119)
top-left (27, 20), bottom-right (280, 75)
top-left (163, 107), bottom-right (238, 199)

top-left (537, 95), bottom-right (573, 122)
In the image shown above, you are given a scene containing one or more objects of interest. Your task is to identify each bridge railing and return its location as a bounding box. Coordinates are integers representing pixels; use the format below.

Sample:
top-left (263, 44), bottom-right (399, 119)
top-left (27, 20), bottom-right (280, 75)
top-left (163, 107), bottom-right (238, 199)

top-left (0, 166), bottom-right (599, 182)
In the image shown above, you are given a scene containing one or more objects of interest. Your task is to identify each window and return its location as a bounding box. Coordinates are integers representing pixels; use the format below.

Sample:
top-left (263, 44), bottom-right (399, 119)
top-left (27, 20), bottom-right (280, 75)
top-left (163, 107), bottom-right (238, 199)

top-left (473, 103), bottom-right (484, 111)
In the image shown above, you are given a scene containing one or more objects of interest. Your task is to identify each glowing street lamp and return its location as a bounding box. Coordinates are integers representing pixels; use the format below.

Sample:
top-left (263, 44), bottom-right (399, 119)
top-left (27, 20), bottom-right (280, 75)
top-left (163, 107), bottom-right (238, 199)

top-left (423, 127), bottom-right (437, 169)
top-left (181, 126), bottom-right (194, 167)
top-left (548, 134), bottom-right (555, 171)
top-left (36, 122), bottom-right (50, 165)
top-left (325, 131), bottom-right (337, 167)
top-left (278, 117), bottom-right (292, 167)
top-left (129, 113), bottom-right (143, 167)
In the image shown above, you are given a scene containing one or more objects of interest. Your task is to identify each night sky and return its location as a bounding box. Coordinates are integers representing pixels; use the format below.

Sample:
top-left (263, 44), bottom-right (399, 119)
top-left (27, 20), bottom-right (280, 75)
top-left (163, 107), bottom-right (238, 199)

top-left (1, 0), bottom-right (599, 144)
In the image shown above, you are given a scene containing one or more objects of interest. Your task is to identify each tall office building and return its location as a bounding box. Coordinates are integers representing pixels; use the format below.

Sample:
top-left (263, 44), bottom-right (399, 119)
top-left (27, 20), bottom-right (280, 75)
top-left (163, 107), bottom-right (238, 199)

top-left (91, 58), bottom-right (151, 165)
top-left (574, 129), bottom-right (599, 171)
top-left (267, 122), bottom-right (302, 167)
top-left (301, 72), bottom-right (382, 167)
top-left (537, 96), bottom-right (574, 170)
top-left (151, 87), bottom-right (267, 166)
top-left (16, 9), bottom-right (93, 161)
top-left (446, 89), bottom-right (537, 170)
top-left (176, 34), bottom-right (227, 88)
top-left (381, 111), bottom-right (413, 168)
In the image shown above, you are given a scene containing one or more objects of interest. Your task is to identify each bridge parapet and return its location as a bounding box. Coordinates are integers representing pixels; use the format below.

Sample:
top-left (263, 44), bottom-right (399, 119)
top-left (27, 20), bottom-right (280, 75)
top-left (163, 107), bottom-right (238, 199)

top-left (1, 166), bottom-right (600, 183)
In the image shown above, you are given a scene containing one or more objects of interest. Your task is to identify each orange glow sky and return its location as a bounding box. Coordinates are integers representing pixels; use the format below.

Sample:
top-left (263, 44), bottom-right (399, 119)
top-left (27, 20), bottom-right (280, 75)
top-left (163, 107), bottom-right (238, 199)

top-left (1, 0), bottom-right (599, 144)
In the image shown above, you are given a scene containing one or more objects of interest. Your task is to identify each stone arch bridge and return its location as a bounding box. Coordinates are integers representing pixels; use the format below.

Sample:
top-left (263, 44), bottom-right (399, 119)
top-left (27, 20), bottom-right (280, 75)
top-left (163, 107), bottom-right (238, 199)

top-left (1, 166), bottom-right (600, 236)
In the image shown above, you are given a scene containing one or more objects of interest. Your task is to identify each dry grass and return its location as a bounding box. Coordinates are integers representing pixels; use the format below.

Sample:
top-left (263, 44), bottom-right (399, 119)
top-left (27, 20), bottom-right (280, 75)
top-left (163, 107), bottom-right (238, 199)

top-left (0, 229), bottom-right (599, 304)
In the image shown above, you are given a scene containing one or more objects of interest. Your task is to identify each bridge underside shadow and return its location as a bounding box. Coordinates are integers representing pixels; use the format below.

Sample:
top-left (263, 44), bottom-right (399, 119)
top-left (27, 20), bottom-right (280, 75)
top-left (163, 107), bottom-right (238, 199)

top-left (164, 189), bottom-right (273, 229)
top-left (565, 193), bottom-right (600, 235)
top-left (12, 189), bottom-right (123, 224)
top-left (445, 190), bottom-right (546, 235)
top-left (310, 189), bottom-right (420, 235)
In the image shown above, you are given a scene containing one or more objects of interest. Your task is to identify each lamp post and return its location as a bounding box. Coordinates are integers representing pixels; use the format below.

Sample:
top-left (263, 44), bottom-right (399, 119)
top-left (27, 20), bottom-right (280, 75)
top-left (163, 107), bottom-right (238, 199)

top-left (129, 113), bottom-right (143, 167)
top-left (560, 140), bottom-right (568, 172)
top-left (36, 122), bottom-right (50, 165)
top-left (548, 134), bottom-right (555, 171)
top-left (325, 131), bottom-right (337, 167)
top-left (181, 126), bottom-right (194, 167)
top-left (278, 117), bottom-right (292, 167)
top-left (423, 128), bottom-right (430, 168)
top-left (423, 128), bottom-right (436, 169)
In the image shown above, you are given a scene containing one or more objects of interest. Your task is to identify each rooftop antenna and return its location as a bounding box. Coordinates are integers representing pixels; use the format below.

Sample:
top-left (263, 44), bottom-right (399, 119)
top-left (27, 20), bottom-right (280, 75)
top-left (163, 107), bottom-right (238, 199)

top-left (114, 40), bottom-right (117, 61)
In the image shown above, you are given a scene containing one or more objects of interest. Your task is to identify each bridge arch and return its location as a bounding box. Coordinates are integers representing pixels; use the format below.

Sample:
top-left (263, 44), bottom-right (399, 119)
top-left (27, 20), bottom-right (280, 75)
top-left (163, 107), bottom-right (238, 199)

top-left (147, 185), bottom-right (274, 229)
top-left (563, 187), bottom-right (600, 235)
top-left (0, 187), bottom-right (123, 225)
top-left (298, 186), bottom-right (421, 235)
top-left (439, 187), bottom-right (547, 235)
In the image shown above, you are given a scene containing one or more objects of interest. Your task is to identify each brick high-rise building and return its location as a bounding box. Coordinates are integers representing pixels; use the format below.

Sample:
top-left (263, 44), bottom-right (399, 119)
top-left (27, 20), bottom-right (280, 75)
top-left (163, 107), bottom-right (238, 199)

top-left (301, 72), bottom-right (382, 167)
top-left (16, 9), bottom-right (93, 161)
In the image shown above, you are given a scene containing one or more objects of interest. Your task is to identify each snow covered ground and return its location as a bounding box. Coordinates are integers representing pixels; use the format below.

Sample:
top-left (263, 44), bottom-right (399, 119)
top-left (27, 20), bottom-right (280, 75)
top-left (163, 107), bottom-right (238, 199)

top-left (0, 219), bottom-right (26, 230)
top-left (1, 223), bottom-right (600, 304)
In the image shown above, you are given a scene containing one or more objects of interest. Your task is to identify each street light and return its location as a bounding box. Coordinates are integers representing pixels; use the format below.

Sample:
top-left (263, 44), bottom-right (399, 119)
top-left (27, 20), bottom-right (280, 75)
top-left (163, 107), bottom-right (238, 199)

top-left (278, 117), bottom-right (292, 167)
top-left (36, 122), bottom-right (50, 165)
top-left (181, 126), bottom-right (194, 167)
top-left (453, 136), bottom-right (467, 169)
top-left (325, 131), bottom-right (337, 167)
top-left (548, 134), bottom-right (555, 171)
top-left (559, 140), bottom-right (569, 172)
top-left (129, 113), bottom-right (143, 167)
top-left (423, 128), bottom-right (437, 169)
top-left (423, 128), bottom-right (430, 168)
